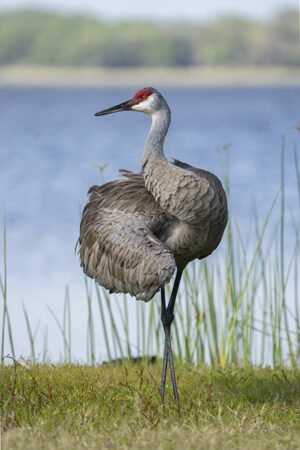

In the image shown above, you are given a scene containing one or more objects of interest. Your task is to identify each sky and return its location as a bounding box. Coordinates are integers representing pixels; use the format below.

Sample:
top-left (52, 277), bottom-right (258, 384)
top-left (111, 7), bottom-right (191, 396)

top-left (0, 0), bottom-right (297, 21)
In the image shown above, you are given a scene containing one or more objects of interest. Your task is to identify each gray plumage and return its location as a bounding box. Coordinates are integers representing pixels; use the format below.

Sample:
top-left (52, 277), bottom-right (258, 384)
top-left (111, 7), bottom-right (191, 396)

top-left (78, 87), bottom-right (228, 302)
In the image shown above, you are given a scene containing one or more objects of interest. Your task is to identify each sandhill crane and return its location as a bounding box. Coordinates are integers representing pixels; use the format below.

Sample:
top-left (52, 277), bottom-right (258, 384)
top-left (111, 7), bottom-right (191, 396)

top-left (78, 87), bottom-right (228, 402)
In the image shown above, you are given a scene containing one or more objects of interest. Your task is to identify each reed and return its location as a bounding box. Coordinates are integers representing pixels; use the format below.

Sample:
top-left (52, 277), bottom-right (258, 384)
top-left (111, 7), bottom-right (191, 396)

top-left (1, 211), bottom-right (15, 364)
top-left (46, 286), bottom-right (72, 363)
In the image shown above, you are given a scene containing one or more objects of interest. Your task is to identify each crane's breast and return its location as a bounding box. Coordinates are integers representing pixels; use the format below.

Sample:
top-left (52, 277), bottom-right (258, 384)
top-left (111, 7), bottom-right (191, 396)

top-left (143, 158), bottom-right (228, 265)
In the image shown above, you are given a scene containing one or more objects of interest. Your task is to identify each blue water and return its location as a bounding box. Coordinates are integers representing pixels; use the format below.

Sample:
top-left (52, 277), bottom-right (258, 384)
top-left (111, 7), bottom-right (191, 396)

top-left (0, 86), bottom-right (299, 361)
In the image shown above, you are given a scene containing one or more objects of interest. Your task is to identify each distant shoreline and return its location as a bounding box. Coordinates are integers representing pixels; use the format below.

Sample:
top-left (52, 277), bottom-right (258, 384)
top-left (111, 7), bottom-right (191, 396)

top-left (1, 65), bottom-right (300, 87)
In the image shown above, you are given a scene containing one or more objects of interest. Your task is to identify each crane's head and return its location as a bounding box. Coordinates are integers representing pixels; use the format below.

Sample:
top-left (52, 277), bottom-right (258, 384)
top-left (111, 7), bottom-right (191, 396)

top-left (94, 87), bottom-right (168, 117)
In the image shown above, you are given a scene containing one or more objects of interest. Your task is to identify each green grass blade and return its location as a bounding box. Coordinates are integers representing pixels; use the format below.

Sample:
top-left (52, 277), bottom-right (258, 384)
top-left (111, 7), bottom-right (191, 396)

top-left (42, 325), bottom-right (48, 364)
top-left (294, 143), bottom-right (300, 210)
top-left (204, 263), bottom-right (219, 366)
top-left (1, 210), bottom-right (8, 365)
top-left (63, 285), bottom-right (71, 362)
top-left (123, 294), bottom-right (131, 359)
top-left (23, 304), bottom-right (36, 363)
top-left (136, 301), bottom-right (142, 358)
top-left (6, 310), bottom-right (15, 359)
top-left (84, 277), bottom-right (95, 365)
top-left (95, 285), bottom-right (112, 362)
top-left (280, 139), bottom-right (295, 367)
top-left (46, 305), bottom-right (69, 362)
top-left (103, 290), bottom-right (124, 360)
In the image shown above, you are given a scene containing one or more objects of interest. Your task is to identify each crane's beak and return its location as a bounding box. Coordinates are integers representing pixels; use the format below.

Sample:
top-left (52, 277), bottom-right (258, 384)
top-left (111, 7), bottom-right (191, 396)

top-left (94, 99), bottom-right (133, 116)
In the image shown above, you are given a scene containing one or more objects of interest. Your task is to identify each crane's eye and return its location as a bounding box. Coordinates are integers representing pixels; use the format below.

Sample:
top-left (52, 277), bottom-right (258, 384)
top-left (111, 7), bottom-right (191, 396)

top-left (138, 93), bottom-right (148, 101)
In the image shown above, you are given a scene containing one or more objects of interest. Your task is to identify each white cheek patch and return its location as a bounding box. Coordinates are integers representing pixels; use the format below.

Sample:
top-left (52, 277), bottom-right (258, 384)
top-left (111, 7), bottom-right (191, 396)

top-left (132, 96), bottom-right (154, 114)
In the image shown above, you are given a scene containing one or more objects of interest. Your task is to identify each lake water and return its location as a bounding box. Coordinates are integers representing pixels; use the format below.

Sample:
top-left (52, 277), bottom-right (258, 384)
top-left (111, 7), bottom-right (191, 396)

top-left (0, 86), bottom-right (299, 362)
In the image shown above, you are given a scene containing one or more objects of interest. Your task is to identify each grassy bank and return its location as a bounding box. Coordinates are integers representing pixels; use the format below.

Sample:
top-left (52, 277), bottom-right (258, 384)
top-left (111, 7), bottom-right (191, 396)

top-left (1, 65), bottom-right (300, 87)
top-left (1, 363), bottom-right (300, 449)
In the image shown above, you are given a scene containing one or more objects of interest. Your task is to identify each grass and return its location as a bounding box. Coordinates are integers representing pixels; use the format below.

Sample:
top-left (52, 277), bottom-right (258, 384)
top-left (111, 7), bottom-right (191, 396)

top-left (1, 362), bottom-right (300, 449)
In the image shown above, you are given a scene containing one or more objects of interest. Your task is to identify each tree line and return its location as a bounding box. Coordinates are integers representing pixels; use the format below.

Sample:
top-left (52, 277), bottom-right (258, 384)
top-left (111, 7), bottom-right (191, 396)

top-left (0, 9), bottom-right (298, 66)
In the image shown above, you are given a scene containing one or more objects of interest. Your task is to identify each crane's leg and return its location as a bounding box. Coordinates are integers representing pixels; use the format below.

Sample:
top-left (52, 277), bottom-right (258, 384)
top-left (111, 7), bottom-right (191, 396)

top-left (160, 270), bottom-right (183, 403)
top-left (160, 287), bottom-right (169, 399)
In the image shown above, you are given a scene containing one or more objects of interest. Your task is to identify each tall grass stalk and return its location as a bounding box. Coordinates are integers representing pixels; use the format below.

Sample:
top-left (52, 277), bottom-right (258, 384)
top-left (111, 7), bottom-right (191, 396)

top-left (1, 212), bottom-right (15, 361)
top-left (95, 284), bottom-right (112, 361)
top-left (85, 277), bottom-right (95, 365)
top-left (293, 143), bottom-right (300, 360)
top-left (42, 325), bottom-right (48, 364)
top-left (279, 138), bottom-right (294, 366)
top-left (47, 286), bottom-right (72, 363)
top-left (102, 288), bottom-right (124, 360)
top-left (1, 211), bottom-right (8, 363)
top-left (23, 304), bottom-right (39, 363)
top-left (122, 295), bottom-right (131, 358)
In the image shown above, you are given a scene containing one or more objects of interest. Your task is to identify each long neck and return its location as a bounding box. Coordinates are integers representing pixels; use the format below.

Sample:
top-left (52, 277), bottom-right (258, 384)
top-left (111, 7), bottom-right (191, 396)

top-left (141, 106), bottom-right (171, 168)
